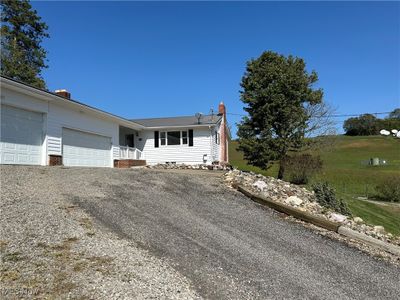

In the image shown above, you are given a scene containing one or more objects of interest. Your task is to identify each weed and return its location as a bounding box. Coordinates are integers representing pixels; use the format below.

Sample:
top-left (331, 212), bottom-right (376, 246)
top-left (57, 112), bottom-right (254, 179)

top-left (3, 251), bottom-right (23, 262)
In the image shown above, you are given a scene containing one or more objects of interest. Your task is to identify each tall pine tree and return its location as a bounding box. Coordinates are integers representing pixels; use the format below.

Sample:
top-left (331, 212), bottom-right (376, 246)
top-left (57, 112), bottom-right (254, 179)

top-left (237, 51), bottom-right (323, 179)
top-left (1, 0), bottom-right (49, 89)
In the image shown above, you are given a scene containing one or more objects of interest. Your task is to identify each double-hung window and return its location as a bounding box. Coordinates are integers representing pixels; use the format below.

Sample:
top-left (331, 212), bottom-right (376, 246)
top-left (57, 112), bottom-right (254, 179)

top-left (182, 131), bottom-right (188, 144)
top-left (160, 132), bottom-right (166, 146)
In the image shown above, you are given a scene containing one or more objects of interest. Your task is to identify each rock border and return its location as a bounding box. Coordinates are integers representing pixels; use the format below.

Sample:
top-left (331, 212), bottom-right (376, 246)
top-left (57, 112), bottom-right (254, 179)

top-left (237, 185), bottom-right (400, 257)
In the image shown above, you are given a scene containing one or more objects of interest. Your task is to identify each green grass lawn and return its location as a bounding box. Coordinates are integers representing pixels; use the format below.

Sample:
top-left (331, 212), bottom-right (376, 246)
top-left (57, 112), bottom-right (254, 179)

top-left (229, 135), bottom-right (400, 235)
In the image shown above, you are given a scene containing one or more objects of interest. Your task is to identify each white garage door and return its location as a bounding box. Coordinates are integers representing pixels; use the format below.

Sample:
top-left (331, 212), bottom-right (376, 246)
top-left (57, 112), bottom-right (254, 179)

top-left (62, 128), bottom-right (111, 167)
top-left (0, 105), bottom-right (44, 165)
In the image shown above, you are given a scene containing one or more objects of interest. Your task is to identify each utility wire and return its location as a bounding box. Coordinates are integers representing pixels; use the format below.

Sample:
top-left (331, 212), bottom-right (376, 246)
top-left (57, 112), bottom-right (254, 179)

top-left (226, 111), bottom-right (392, 118)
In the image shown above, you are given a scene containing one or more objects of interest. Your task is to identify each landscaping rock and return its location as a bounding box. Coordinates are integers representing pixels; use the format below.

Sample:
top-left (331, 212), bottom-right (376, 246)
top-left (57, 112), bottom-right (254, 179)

top-left (374, 226), bottom-right (386, 234)
top-left (224, 169), bottom-right (400, 248)
top-left (329, 213), bottom-right (347, 223)
top-left (354, 217), bottom-right (364, 224)
top-left (285, 196), bottom-right (303, 207)
top-left (147, 163), bottom-right (232, 171)
top-left (253, 180), bottom-right (268, 191)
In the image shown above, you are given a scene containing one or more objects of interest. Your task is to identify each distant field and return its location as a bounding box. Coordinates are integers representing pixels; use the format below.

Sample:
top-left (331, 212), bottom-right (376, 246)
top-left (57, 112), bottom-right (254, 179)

top-left (229, 136), bottom-right (400, 235)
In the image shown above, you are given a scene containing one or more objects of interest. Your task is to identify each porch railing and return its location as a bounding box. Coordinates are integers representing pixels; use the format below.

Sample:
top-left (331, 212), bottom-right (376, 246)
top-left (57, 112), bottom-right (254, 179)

top-left (119, 146), bottom-right (144, 160)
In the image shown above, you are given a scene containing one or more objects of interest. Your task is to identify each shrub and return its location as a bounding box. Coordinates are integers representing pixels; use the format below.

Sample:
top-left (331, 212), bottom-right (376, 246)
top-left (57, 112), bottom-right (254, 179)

top-left (312, 182), bottom-right (352, 216)
top-left (281, 154), bottom-right (323, 184)
top-left (376, 176), bottom-right (400, 202)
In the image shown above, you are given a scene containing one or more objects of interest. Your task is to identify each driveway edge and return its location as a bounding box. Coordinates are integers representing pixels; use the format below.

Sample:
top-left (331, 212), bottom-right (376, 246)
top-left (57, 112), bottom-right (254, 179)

top-left (237, 185), bottom-right (400, 257)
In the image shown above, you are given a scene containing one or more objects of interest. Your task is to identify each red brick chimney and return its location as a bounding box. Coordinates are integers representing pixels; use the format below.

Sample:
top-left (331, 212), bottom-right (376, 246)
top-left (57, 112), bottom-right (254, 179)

top-left (55, 89), bottom-right (71, 99)
top-left (218, 101), bottom-right (228, 163)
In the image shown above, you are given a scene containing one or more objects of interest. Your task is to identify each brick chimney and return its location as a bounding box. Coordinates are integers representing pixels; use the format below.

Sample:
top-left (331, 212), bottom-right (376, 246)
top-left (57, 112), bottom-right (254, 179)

top-left (55, 89), bottom-right (71, 99)
top-left (218, 101), bottom-right (228, 163)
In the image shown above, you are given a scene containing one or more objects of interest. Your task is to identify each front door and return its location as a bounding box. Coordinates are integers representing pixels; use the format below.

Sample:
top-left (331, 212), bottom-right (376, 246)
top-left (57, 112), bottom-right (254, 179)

top-left (126, 134), bottom-right (134, 147)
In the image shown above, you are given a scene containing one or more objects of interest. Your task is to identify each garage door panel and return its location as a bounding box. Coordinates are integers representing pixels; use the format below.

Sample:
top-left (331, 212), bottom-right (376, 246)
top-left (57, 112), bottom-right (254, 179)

top-left (62, 128), bottom-right (111, 167)
top-left (0, 105), bottom-right (43, 165)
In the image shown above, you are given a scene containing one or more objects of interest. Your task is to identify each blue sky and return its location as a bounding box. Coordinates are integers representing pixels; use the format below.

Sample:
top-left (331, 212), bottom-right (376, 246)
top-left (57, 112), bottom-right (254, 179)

top-left (32, 1), bottom-right (399, 137)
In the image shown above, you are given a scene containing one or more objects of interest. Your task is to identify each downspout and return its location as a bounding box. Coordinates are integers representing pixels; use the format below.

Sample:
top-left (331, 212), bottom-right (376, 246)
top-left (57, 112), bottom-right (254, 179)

top-left (209, 125), bottom-right (213, 164)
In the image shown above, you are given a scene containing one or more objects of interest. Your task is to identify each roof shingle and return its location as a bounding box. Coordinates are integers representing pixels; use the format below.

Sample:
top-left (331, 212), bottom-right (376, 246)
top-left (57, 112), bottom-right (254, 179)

top-left (131, 114), bottom-right (222, 127)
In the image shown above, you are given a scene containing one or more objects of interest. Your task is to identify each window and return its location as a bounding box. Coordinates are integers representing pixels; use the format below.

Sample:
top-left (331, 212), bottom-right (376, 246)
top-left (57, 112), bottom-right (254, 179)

top-left (159, 130), bottom-right (191, 146)
top-left (160, 132), bottom-right (166, 146)
top-left (167, 131), bottom-right (181, 145)
top-left (215, 132), bottom-right (220, 145)
top-left (182, 131), bottom-right (188, 144)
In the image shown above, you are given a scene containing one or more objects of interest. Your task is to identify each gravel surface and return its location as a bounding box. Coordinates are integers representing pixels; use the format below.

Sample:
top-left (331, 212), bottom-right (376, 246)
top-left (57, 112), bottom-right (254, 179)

top-left (1, 166), bottom-right (399, 299)
top-left (0, 166), bottom-right (198, 299)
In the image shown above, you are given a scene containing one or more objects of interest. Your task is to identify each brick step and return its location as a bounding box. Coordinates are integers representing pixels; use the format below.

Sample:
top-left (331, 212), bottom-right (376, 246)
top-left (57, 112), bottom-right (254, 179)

top-left (114, 159), bottom-right (147, 168)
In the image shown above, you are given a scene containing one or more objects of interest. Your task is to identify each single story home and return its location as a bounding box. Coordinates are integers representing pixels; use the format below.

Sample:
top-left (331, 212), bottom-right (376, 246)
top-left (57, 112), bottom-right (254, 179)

top-left (0, 76), bottom-right (229, 168)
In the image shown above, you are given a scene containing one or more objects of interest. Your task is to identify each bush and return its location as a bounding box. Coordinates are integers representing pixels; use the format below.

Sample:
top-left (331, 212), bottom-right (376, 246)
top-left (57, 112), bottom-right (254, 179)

top-left (376, 176), bottom-right (400, 202)
top-left (312, 182), bottom-right (352, 216)
top-left (281, 154), bottom-right (323, 184)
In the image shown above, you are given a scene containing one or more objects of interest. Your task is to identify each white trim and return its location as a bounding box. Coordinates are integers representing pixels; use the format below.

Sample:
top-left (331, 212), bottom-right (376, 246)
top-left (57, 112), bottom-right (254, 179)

top-left (158, 130), bottom-right (190, 147)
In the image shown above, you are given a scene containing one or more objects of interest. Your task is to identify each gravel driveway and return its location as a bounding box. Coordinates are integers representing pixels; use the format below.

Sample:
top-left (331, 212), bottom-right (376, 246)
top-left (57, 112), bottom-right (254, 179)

top-left (1, 166), bottom-right (399, 299)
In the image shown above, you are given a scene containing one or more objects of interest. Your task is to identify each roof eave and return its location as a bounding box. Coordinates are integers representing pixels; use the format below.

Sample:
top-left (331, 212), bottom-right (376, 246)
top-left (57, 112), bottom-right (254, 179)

top-left (142, 124), bottom-right (218, 130)
top-left (0, 76), bottom-right (145, 130)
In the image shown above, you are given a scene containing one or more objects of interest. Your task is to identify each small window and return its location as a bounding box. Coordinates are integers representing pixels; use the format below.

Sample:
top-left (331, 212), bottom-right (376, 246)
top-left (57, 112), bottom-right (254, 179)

top-left (215, 132), bottom-right (220, 145)
top-left (182, 131), bottom-right (188, 144)
top-left (160, 132), bottom-right (166, 146)
top-left (167, 131), bottom-right (181, 145)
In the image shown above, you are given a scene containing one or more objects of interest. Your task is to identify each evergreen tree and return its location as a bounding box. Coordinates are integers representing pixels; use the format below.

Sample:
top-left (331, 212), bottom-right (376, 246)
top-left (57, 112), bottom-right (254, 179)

top-left (1, 0), bottom-right (49, 89)
top-left (237, 51), bottom-right (323, 179)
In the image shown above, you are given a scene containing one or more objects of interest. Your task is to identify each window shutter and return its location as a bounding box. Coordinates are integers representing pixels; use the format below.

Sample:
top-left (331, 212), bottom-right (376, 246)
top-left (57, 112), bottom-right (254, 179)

top-left (154, 131), bottom-right (159, 148)
top-left (188, 129), bottom-right (194, 147)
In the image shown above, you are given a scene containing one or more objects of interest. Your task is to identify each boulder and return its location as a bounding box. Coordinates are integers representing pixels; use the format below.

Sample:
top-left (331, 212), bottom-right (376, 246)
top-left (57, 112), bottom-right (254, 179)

top-left (329, 213), bottom-right (347, 223)
top-left (284, 196), bottom-right (303, 206)
top-left (253, 180), bottom-right (268, 191)
top-left (373, 225), bottom-right (385, 234)
top-left (353, 217), bottom-right (363, 224)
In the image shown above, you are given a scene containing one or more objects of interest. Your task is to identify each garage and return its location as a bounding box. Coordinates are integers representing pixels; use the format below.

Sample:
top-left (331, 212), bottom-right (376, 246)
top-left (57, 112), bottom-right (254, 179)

top-left (0, 105), bottom-right (44, 165)
top-left (62, 128), bottom-right (111, 167)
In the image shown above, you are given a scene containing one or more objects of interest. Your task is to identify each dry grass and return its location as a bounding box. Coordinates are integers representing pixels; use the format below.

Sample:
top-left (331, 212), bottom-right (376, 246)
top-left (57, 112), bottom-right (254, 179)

top-left (0, 240), bottom-right (9, 252)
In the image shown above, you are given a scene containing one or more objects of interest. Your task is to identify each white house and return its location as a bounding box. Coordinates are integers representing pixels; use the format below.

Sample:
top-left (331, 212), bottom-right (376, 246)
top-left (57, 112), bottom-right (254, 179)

top-left (0, 76), bottom-right (229, 168)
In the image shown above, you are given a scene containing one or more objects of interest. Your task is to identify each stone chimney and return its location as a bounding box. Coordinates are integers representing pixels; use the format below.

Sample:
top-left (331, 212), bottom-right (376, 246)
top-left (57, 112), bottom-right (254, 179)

top-left (55, 89), bottom-right (71, 99)
top-left (218, 101), bottom-right (228, 163)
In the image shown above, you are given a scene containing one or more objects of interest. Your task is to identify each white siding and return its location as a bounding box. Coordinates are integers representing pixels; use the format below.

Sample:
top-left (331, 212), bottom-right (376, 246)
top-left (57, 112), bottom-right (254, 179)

top-left (139, 127), bottom-right (215, 165)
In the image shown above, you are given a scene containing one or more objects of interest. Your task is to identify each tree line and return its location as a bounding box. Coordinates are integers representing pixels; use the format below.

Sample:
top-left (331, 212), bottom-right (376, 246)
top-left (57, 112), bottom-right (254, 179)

top-left (343, 109), bottom-right (400, 136)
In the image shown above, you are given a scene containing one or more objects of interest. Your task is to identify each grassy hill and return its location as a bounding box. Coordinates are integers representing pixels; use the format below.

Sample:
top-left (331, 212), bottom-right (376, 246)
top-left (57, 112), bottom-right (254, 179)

top-left (229, 136), bottom-right (400, 235)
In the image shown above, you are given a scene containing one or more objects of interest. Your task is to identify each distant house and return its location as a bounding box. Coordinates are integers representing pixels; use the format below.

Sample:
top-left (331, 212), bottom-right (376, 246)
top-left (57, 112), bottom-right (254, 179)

top-left (0, 76), bottom-right (229, 168)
